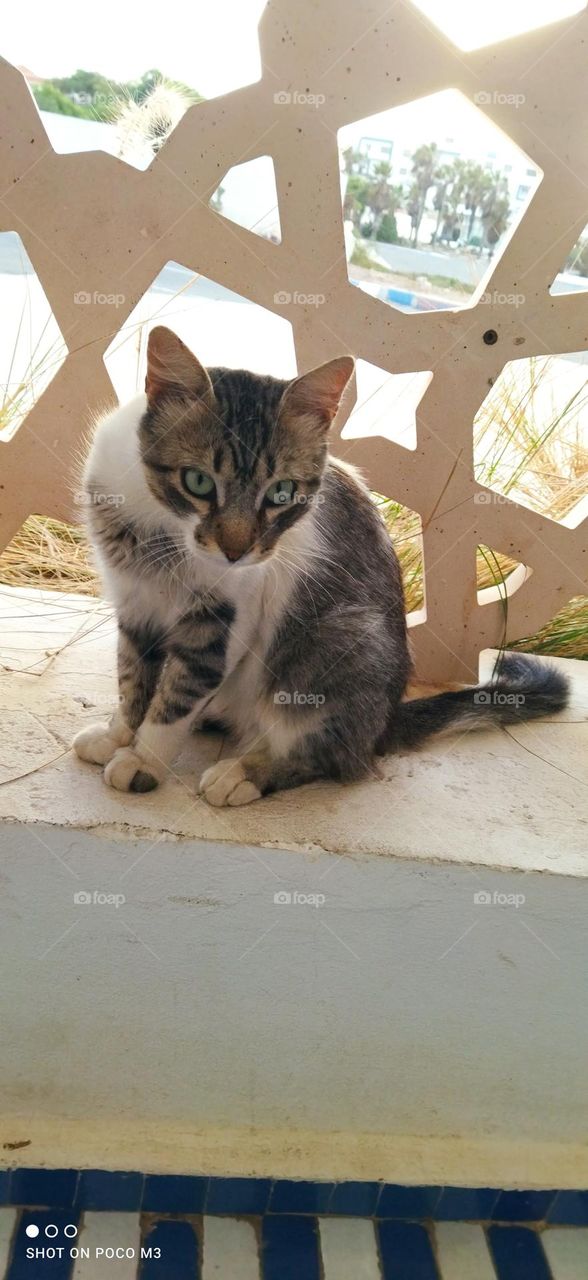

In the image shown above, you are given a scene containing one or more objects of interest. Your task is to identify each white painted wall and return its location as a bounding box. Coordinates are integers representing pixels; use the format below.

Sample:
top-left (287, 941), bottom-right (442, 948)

top-left (1, 820), bottom-right (587, 1188)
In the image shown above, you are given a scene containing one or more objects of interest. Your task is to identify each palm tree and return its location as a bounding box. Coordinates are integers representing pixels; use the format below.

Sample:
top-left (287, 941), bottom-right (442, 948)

top-left (462, 162), bottom-right (493, 243)
top-left (431, 164), bottom-right (453, 244)
top-left (366, 163), bottom-right (402, 238)
top-left (480, 178), bottom-right (510, 252)
top-left (408, 142), bottom-right (439, 246)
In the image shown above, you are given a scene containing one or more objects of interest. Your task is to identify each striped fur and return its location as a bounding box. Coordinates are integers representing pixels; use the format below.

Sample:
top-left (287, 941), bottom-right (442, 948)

top-left (73, 327), bottom-right (568, 805)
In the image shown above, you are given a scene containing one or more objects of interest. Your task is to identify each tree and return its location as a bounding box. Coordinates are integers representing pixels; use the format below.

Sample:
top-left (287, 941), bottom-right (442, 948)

top-left (34, 68), bottom-right (202, 123)
top-left (461, 161), bottom-right (494, 242)
top-left (343, 174), bottom-right (372, 227)
top-left (33, 83), bottom-right (92, 118)
top-left (431, 163), bottom-right (453, 244)
top-left (377, 211), bottom-right (399, 243)
top-left (480, 178), bottom-right (510, 251)
top-left (365, 163), bottom-right (402, 238)
top-left (408, 142), bottom-right (439, 246)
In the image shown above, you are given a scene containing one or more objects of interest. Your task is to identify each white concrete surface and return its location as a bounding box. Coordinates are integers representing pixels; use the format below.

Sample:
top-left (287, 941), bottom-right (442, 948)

top-left (434, 1224), bottom-right (497, 1280)
top-left (73, 1215), bottom-right (141, 1279)
top-left (542, 1229), bottom-right (588, 1280)
top-left (319, 1219), bottom-right (381, 1280)
top-left (0, 585), bottom-right (586, 1187)
top-left (0, 1213), bottom-right (15, 1279)
top-left (202, 1217), bottom-right (259, 1280)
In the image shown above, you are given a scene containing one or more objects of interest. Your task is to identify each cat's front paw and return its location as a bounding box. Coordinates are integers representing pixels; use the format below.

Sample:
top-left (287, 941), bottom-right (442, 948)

top-left (199, 759), bottom-right (262, 807)
top-left (104, 747), bottom-right (160, 794)
top-left (73, 721), bottom-right (133, 766)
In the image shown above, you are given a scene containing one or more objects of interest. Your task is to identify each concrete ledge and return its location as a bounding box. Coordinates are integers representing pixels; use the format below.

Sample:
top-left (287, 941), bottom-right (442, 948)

top-left (0, 586), bottom-right (587, 1187)
top-left (0, 586), bottom-right (586, 875)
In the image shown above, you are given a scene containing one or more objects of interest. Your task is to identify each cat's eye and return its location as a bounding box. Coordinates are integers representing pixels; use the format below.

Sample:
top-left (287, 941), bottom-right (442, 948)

top-left (182, 468), bottom-right (215, 498)
top-left (265, 479), bottom-right (297, 507)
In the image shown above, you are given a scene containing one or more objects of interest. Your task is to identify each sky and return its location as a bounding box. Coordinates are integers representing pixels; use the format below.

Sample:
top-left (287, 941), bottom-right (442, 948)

top-left (2, 0), bottom-right (585, 97)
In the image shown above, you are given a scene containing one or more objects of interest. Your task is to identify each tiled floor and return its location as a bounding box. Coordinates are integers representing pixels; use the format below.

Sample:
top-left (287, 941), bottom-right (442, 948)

top-left (1, 1209), bottom-right (588, 1278)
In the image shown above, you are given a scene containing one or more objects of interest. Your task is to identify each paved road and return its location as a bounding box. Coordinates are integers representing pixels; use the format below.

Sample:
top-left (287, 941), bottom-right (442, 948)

top-left (372, 239), bottom-right (488, 286)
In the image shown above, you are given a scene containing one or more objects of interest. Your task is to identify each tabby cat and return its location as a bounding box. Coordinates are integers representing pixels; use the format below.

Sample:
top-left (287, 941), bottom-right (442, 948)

top-left (73, 325), bottom-right (568, 805)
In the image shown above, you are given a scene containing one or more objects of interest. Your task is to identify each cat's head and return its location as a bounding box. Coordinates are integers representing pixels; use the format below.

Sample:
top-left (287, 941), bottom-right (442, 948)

top-left (139, 326), bottom-right (354, 566)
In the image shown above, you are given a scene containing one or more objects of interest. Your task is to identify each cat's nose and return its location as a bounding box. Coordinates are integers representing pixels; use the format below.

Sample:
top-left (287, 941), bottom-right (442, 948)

top-left (215, 517), bottom-right (255, 563)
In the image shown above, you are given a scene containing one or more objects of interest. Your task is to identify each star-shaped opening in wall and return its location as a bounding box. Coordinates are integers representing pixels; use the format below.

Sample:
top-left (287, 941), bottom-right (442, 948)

top-left (342, 358), bottom-right (432, 452)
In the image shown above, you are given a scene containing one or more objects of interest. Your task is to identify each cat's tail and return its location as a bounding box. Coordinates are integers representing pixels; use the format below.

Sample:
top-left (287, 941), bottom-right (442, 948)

top-left (379, 653), bottom-right (569, 752)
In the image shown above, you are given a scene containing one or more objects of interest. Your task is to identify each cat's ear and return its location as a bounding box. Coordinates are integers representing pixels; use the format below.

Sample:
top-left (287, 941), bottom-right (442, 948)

top-left (280, 355), bottom-right (355, 430)
top-left (145, 326), bottom-right (213, 407)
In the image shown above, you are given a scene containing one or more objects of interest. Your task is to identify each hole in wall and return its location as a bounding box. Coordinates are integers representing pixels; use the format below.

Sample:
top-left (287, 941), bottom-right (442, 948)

top-left (104, 262), bottom-right (297, 404)
top-left (339, 89), bottom-right (541, 315)
top-left (474, 353), bottom-right (588, 526)
top-left (0, 231), bottom-right (67, 442)
top-left (209, 156), bottom-right (281, 242)
top-left (342, 360), bottom-right (432, 451)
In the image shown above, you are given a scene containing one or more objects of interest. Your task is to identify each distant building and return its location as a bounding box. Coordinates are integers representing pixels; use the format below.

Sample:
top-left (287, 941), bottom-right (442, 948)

top-left (353, 137), bottom-right (394, 176)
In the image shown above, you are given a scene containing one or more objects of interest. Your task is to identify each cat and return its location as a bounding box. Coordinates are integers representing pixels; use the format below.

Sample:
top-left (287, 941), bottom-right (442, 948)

top-left (73, 325), bottom-right (568, 806)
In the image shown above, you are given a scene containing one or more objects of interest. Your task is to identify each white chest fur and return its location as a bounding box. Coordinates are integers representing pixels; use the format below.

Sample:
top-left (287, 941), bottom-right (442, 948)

top-left (85, 394), bottom-right (318, 740)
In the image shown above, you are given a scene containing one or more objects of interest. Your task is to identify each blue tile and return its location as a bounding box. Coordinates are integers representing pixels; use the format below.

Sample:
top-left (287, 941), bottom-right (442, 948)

top-left (142, 1174), bottom-right (208, 1214)
top-left (10, 1169), bottom-right (78, 1209)
top-left (435, 1186), bottom-right (500, 1221)
top-left (7, 1210), bottom-right (79, 1278)
top-left (377, 1184), bottom-right (441, 1219)
top-left (76, 1169), bottom-right (143, 1211)
top-left (491, 1189), bottom-right (556, 1222)
top-left (206, 1176), bottom-right (271, 1215)
top-left (547, 1190), bottom-right (588, 1225)
top-left (261, 1215), bottom-right (321, 1280)
top-left (487, 1225), bottom-right (552, 1280)
top-left (139, 1218), bottom-right (199, 1279)
top-left (377, 1221), bottom-right (439, 1280)
top-left (328, 1181), bottom-right (381, 1216)
top-left (269, 1179), bottom-right (333, 1214)
top-left (0, 1170), bottom-right (11, 1204)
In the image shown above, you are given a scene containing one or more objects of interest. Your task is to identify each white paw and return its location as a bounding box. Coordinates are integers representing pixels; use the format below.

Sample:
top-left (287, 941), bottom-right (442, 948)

top-left (104, 747), bottom-right (161, 794)
top-left (199, 758), bottom-right (262, 807)
top-left (73, 721), bottom-right (133, 766)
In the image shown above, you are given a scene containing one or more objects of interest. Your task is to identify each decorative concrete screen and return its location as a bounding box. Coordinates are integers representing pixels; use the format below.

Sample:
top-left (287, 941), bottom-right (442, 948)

top-left (0, 1), bottom-right (586, 681)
